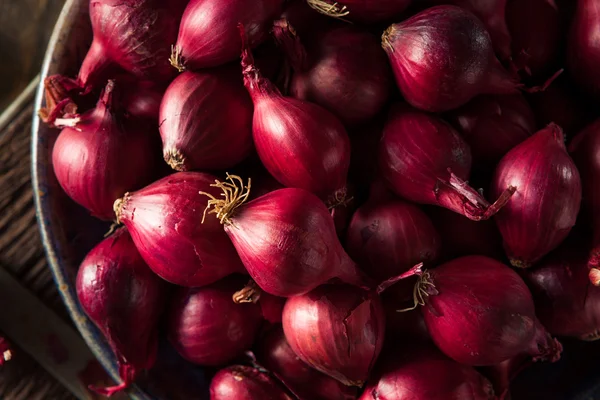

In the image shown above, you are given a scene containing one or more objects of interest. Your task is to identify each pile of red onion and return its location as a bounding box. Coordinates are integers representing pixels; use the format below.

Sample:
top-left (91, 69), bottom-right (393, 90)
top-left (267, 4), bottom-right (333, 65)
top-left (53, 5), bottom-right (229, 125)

top-left (41, 0), bottom-right (600, 397)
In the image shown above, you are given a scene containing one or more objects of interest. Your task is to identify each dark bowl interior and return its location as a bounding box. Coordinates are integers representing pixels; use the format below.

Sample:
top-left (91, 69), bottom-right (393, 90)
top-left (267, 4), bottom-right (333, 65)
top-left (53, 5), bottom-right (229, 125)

top-left (30, 1), bottom-right (600, 399)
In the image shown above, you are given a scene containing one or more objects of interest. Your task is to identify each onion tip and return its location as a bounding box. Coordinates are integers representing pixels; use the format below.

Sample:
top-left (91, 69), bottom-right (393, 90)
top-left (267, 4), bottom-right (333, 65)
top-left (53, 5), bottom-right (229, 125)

top-left (306, 0), bottom-right (349, 20)
top-left (233, 280), bottom-right (262, 304)
top-left (164, 148), bottom-right (187, 172)
top-left (113, 194), bottom-right (129, 225)
top-left (169, 45), bottom-right (186, 73)
top-left (199, 174), bottom-right (251, 224)
top-left (381, 26), bottom-right (394, 53)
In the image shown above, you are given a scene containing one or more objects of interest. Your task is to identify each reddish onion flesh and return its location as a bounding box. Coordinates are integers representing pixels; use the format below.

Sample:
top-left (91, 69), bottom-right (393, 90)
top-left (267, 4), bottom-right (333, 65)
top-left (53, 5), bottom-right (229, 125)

top-left (306, 0), bottom-right (412, 23)
top-left (382, 6), bottom-right (518, 113)
top-left (113, 172), bottom-right (246, 287)
top-left (282, 284), bottom-right (385, 386)
top-left (240, 25), bottom-right (351, 204)
top-left (403, 256), bottom-right (562, 366)
top-left (359, 345), bottom-right (496, 400)
top-left (167, 276), bottom-right (263, 366)
top-left (51, 80), bottom-right (158, 220)
top-left (200, 176), bottom-right (370, 297)
top-left (257, 326), bottom-right (358, 400)
top-left (171, 0), bottom-right (283, 71)
top-left (568, 0), bottom-right (600, 94)
top-left (379, 104), bottom-right (514, 221)
top-left (159, 68), bottom-right (253, 172)
top-left (210, 365), bottom-right (294, 400)
top-left (76, 228), bottom-right (168, 396)
top-left (273, 20), bottom-right (392, 127)
top-left (491, 123), bottom-right (582, 267)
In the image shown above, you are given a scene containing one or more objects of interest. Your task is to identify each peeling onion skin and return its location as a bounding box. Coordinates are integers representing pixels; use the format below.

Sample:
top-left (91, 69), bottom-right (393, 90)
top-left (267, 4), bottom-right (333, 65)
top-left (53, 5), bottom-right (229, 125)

top-left (382, 5), bottom-right (518, 113)
top-left (114, 172), bottom-right (246, 287)
top-left (359, 345), bottom-right (496, 400)
top-left (282, 284), bottom-right (385, 387)
top-left (491, 123), bottom-right (582, 268)
top-left (167, 276), bottom-right (263, 366)
top-left (523, 235), bottom-right (600, 341)
top-left (210, 365), bottom-right (294, 400)
top-left (568, 0), bottom-right (600, 95)
top-left (159, 68), bottom-right (253, 172)
top-left (76, 228), bottom-right (169, 395)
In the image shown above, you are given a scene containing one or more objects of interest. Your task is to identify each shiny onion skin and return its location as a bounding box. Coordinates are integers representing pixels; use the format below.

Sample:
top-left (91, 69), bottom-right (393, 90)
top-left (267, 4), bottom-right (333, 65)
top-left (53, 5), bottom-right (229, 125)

top-left (76, 228), bottom-right (168, 396)
top-left (200, 176), bottom-right (370, 297)
top-left (167, 276), bottom-right (263, 366)
top-left (282, 284), bottom-right (385, 387)
top-left (523, 235), bottom-right (600, 341)
top-left (568, 0), bottom-right (600, 94)
top-left (379, 105), bottom-right (514, 221)
top-left (491, 124), bottom-right (582, 267)
top-left (449, 94), bottom-right (536, 169)
top-left (113, 172), bottom-right (246, 287)
top-left (159, 69), bottom-right (253, 172)
top-left (52, 80), bottom-right (157, 220)
top-left (171, 0), bottom-right (283, 71)
top-left (240, 26), bottom-right (351, 204)
top-left (382, 6), bottom-right (518, 113)
top-left (407, 256), bottom-right (562, 366)
top-left (346, 184), bottom-right (441, 281)
top-left (257, 326), bottom-right (358, 400)
top-left (210, 365), bottom-right (294, 400)
top-left (359, 345), bottom-right (496, 400)
top-left (77, 0), bottom-right (186, 92)
top-left (306, 0), bottom-right (412, 23)
top-left (273, 20), bottom-right (392, 127)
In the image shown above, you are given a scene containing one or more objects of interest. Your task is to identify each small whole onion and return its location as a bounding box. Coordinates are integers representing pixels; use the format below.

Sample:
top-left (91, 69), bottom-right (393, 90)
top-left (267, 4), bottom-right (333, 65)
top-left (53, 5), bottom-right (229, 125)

top-left (210, 365), bottom-right (294, 400)
top-left (491, 123), bottom-right (582, 267)
top-left (568, 0), bottom-right (600, 94)
top-left (282, 284), bottom-right (385, 386)
top-left (159, 68), bottom-right (253, 172)
top-left (167, 276), bottom-right (263, 366)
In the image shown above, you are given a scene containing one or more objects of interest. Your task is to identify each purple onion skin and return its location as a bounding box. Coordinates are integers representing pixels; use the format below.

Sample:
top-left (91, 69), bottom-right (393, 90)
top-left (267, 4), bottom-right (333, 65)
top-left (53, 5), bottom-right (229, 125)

top-left (78, 0), bottom-right (187, 91)
top-left (382, 5), bottom-right (517, 113)
top-left (223, 188), bottom-right (369, 297)
top-left (523, 235), bottom-right (600, 341)
top-left (174, 0), bottom-right (283, 70)
top-left (359, 345), bottom-right (496, 400)
top-left (491, 123), bottom-right (582, 267)
top-left (307, 0), bottom-right (412, 23)
top-left (421, 256), bottom-right (561, 366)
top-left (346, 187), bottom-right (441, 282)
top-left (286, 24), bottom-right (393, 127)
top-left (76, 228), bottom-right (168, 393)
top-left (449, 94), bottom-right (536, 169)
top-left (210, 365), bottom-right (294, 400)
top-left (167, 276), bottom-right (263, 366)
top-left (52, 81), bottom-right (157, 220)
top-left (282, 284), bottom-right (385, 387)
top-left (257, 326), bottom-right (358, 400)
top-left (568, 0), bottom-right (600, 94)
top-left (159, 68), bottom-right (253, 172)
top-left (123, 81), bottom-right (165, 122)
top-left (114, 172), bottom-right (246, 287)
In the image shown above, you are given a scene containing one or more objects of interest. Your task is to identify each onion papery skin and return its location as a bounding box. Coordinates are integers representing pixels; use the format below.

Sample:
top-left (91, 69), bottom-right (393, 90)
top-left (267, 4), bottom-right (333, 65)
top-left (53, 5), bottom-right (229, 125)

top-left (76, 228), bottom-right (168, 395)
top-left (167, 276), bottom-right (263, 366)
top-left (173, 0), bottom-right (283, 71)
top-left (276, 21), bottom-right (392, 127)
top-left (382, 5), bottom-right (518, 113)
top-left (52, 80), bottom-right (157, 220)
top-left (78, 0), bottom-right (186, 92)
top-left (359, 345), bottom-right (496, 400)
top-left (210, 365), bottom-right (294, 400)
top-left (257, 326), bottom-right (358, 400)
top-left (346, 185), bottom-right (440, 281)
top-left (449, 94), bottom-right (536, 170)
top-left (241, 28), bottom-right (351, 203)
top-left (306, 0), bottom-right (412, 23)
top-left (159, 68), bottom-right (253, 172)
top-left (523, 235), bottom-right (600, 341)
top-left (114, 172), bottom-right (246, 287)
top-left (568, 0), bottom-right (600, 94)
top-left (379, 105), bottom-right (510, 221)
top-left (491, 123), bottom-right (582, 267)
top-left (213, 186), bottom-right (369, 297)
top-left (419, 256), bottom-right (562, 366)
top-left (282, 284), bottom-right (385, 387)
